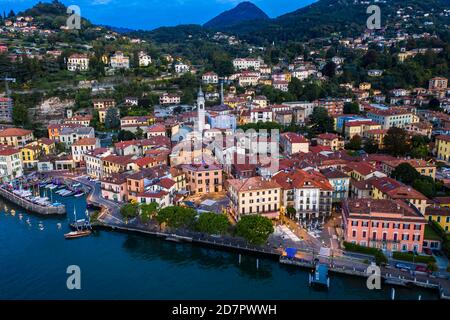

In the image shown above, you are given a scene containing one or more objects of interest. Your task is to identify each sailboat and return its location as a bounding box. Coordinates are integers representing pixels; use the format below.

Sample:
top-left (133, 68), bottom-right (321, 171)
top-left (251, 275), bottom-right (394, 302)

top-left (64, 206), bottom-right (91, 239)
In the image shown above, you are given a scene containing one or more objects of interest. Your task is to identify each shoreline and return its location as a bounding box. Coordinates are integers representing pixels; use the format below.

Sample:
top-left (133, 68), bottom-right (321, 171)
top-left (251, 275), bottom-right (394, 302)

top-left (61, 174), bottom-right (450, 300)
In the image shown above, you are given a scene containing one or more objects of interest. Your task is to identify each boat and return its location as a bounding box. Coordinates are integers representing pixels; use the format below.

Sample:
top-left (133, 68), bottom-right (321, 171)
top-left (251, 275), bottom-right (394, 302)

top-left (74, 192), bottom-right (85, 198)
top-left (57, 185), bottom-right (66, 190)
top-left (72, 183), bottom-right (81, 188)
top-left (63, 191), bottom-right (75, 197)
top-left (64, 207), bottom-right (91, 240)
top-left (309, 264), bottom-right (330, 289)
top-left (48, 185), bottom-right (58, 190)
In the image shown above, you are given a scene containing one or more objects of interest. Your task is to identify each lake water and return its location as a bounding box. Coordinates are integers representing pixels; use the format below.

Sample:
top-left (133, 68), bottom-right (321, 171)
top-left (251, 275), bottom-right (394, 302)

top-left (0, 190), bottom-right (439, 300)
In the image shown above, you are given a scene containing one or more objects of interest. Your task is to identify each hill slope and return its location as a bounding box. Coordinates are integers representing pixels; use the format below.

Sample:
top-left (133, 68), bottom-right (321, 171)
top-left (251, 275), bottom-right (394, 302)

top-left (218, 0), bottom-right (450, 44)
top-left (204, 1), bottom-right (269, 29)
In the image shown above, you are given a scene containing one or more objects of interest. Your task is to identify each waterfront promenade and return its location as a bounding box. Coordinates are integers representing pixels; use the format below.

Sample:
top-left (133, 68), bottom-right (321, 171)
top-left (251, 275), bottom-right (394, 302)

top-left (68, 174), bottom-right (450, 299)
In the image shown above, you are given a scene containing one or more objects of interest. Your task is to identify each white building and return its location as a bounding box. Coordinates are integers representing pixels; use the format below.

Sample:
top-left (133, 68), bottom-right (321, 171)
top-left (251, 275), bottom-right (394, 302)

top-left (233, 58), bottom-right (261, 71)
top-left (175, 62), bottom-right (190, 74)
top-left (138, 51), bottom-right (152, 67)
top-left (67, 54), bottom-right (89, 72)
top-left (110, 51), bottom-right (130, 69)
top-left (84, 148), bottom-right (112, 179)
top-left (71, 137), bottom-right (100, 164)
top-left (159, 93), bottom-right (181, 105)
top-left (202, 72), bottom-right (219, 84)
top-left (0, 146), bottom-right (23, 181)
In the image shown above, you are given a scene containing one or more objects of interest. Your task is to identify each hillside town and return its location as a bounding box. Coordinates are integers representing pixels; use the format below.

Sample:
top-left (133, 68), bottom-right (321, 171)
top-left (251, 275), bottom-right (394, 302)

top-left (1, 0), bottom-right (450, 300)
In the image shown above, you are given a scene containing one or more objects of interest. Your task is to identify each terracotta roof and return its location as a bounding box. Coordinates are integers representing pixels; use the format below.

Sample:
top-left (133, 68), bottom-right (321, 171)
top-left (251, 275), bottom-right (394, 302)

top-left (345, 162), bottom-right (378, 176)
top-left (156, 178), bottom-right (176, 189)
top-left (272, 169), bottom-right (333, 191)
top-left (147, 124), bottom-right (166, 132)
top-left (0, 146), bottom-right (20, 156)
top-left (317, 133), bottom-right (340, 140)
top-left (0, 128), bottom-right (32, 137)
top-left (426, 206), bottom-right (450, 217)
top-left (368, 177), bottom-right (427, 200)
top-left (227, 176), bottom-right (280, 192)
top-left (345, 199), bottom-right (422, 218)
top-left (72, 138), bottom-right (97, 146)
top-left (281, 132), bottom-right (308, 144)
top-left (436, 135), bottom-right (450, 142)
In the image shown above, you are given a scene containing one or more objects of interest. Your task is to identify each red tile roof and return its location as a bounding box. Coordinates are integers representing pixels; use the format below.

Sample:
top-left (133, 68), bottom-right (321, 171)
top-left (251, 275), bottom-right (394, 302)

top-left (0, 128), bottom-right (32, 137)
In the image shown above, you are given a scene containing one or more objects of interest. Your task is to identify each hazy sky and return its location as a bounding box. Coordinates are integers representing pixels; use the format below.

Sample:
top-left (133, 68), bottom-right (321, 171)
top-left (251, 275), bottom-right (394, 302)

top-left (0, 0), bottom-right (316, 30)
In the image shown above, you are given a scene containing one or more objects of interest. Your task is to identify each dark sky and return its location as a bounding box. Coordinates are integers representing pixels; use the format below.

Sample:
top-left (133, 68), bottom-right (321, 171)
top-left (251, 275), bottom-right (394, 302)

top-left (0, 0), bottom-right (316, 30)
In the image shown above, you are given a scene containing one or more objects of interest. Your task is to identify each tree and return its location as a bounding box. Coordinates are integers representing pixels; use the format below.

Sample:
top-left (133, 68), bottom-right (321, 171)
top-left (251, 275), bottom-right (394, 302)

top-left (391, 163), bottom-right (420, 185)
top-left (346, 135), bottom-right (362, 150)
top-left (120, 203), bottom-right (139, 219)
top-left (196, 212), bottom-right (230, 235)
top-left (104, 107), bottom-right (120, 130)
top-left (235, 215), bottom-right (274, 245)
top-left (117, 130), bottom-right (136, 141)
top-left (410, 135), bottom-right (429, 159)
top-left (12, 101), bottom-right (29, 127)
top-left (286, 207), bottom-right (296, 219)
top-left (156, 206), bottom-right (196, 229)
top-left (310, 107), bottom-right (334, 134)
top-left (344, 102), bottom-right (360, 114)
top-left (140, 202), bottom-right (158, 223)
top-left (364, 138), bottom-right (379, 154)
top-left (412, 177), bottom-right (435, 198)
top-left (383, 127), bottom-right (410, 156)
top-left (135, 126), bottom-right (144, 139)
top-left (322, 61), bottom-right (337, 78)
top-left (428, 98), bottom-right (441, 110)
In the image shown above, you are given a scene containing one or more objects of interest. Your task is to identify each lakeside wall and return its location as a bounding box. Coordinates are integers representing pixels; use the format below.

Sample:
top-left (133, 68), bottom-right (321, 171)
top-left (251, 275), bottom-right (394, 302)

top-left (0, 188), bottom-right (66, 215)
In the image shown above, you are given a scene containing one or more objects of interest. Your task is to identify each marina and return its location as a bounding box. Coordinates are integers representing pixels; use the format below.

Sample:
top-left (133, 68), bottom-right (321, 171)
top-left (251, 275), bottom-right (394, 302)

top-left (0, 195), bottom-right (440, 300)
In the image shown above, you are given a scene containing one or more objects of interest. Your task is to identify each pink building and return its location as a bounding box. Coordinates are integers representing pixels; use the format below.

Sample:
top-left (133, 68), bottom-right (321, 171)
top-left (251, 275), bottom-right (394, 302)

top-left (342, 199), bottom-right (426, 253)
top-left (100, 173), bottom-right (128, 203)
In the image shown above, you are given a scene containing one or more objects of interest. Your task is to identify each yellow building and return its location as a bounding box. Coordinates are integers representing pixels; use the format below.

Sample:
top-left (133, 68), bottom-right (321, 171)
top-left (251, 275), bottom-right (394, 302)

top-left (227, 176), bottom-right (282, 221)
top-left (21, 144), bottom-right (41, 168)
top-left (436, 135), bottom-right (450, 162)
top-left (370, 176), bottom-right (428, 215)
top-left (359, 82), bottom-right (371, 90)
top-left (0, 128), bottom-right (34, 147)
top-left (37, 138), bottom-right (55, 155)
top-left (381, 159), bottom-right (436, 180)
top-left (426, 206), bottom-right (450, 232)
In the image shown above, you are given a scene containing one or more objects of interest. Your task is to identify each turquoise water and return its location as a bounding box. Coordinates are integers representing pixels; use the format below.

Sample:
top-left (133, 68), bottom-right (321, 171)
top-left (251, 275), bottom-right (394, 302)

top-left (0, 190), bottom-right (439, 300)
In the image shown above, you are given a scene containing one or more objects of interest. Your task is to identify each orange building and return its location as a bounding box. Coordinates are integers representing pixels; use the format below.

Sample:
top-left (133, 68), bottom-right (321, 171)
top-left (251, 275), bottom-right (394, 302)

top-left (181, 163), bottom-right (223, 194)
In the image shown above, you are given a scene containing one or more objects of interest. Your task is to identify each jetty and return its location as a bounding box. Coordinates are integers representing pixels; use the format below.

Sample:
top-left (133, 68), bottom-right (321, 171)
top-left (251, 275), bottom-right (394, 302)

top-left (0, 187), bottom-right (66, 215)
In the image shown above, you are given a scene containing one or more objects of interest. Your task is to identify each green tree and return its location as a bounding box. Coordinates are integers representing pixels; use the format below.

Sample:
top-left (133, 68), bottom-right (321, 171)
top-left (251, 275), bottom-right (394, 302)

top-left (364, 138), bottom-right (379, 154)
top-left (428, 98), bottom-right (441, 110)
top-left (196, 212), bottom-right (230, 235)
top-left (117, 130), bottom-right (136, 141)
top-left (346, 135), bottom-right (362, 150)
top-left (343, 102), bottom-right (360, 114)
top-left (120, 203), bottom-right (139, 219)
top-left (156, 206), bottom-right (197, 229)
top-left (310, 107), bottom-right (334, 134)
top-left (235, 215), bottom-right (274, 245)
top-left (104, 107), bottom-right (120, 130)
top-left (12, 101), bottom-right (29, 127)
top-left (135, 126), bottom-right (144, 139)
top-left (140, 202), bottom-right (158, 223)
top-left (383, 127), bottom-right (410, 156)
top-left (391, 163), bottom-right (420, 185)
top-left (412, 176), bottom-right (435, 198)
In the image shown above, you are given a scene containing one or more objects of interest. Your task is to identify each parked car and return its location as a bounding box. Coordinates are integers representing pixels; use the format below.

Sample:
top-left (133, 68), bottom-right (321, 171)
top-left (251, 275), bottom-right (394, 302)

top-left (395, 263), bottom-right (411, 271)
top-left (423, 248), bottom-right (433, 255)
top-left (415, 265), bottom-right (431, 274)
top-left (432, 249), bottom-right (443, 257)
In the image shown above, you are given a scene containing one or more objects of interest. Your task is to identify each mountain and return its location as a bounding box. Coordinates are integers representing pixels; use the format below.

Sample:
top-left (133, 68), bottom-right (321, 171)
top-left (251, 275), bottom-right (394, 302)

top-left (212, 0), bottom-right (450, 44)
top-left (204, 1), bottom-right (269, 29)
